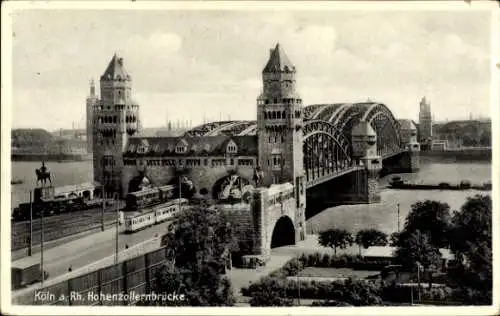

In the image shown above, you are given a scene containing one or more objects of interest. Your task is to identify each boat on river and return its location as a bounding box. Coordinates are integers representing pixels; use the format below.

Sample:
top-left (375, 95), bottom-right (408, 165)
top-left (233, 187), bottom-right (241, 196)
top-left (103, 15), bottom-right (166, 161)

top-left (389, 177), bottom-right (491, 191)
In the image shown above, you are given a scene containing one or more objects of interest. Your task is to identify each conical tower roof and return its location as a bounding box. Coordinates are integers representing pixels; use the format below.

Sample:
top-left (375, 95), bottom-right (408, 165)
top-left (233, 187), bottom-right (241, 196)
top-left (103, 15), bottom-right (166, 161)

top-left (263, 43), bottom-right (295, 73)
top-left (101, 53), bottom-right (130, 81)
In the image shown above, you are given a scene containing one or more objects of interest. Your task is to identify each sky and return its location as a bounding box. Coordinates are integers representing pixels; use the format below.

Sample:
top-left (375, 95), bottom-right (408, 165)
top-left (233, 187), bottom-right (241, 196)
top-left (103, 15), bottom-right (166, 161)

top-left (10, 7), bottom-right (493, 131)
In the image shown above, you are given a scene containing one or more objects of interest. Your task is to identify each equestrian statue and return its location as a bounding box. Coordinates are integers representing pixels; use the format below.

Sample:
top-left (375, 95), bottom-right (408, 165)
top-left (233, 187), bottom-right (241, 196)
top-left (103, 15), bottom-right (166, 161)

top-left (35, 161), bottom-right (52, 186)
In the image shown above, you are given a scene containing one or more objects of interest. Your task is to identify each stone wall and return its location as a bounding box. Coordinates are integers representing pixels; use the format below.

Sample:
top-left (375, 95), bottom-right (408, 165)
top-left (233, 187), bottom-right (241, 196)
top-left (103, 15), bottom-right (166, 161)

top-left (217, 204), bottom-right (256, 255)
top-left (121, 156), bottom-right (256, 196)
top-left (334, 168), bottom-right (380, 204)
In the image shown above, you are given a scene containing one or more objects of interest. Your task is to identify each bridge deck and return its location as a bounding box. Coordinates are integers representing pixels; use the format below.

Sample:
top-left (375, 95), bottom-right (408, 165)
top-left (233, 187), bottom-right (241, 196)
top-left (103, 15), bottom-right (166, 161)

top-left (305, 149), bottom-right (408, 189)
top-left (305, 166), bottom-right (362, 189)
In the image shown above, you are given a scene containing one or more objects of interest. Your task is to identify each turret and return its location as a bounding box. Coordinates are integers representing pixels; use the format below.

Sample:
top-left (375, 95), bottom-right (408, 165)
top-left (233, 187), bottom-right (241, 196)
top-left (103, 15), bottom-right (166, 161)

top-left (351, 120), bottom-right (381, 173)
top-left (256, 43), bottom-right (306, 243)
top-left (92, 54), bottom-right (140, 197)
top-left (257, 43), bottom-right (304, 186)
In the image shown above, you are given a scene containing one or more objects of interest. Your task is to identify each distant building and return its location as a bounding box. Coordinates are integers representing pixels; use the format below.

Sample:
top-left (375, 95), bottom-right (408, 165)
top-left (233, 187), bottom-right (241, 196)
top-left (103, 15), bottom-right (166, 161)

top-left (86, 79), bottom-right (99, 153)
top-left (418, 97), bottom-right (433, 146)
top-left (430, 140), bottom-right (448, 151)
top-left (363, 246), bottom-right (454, 269)
top-left (433, 119), bottom-right (491, 149)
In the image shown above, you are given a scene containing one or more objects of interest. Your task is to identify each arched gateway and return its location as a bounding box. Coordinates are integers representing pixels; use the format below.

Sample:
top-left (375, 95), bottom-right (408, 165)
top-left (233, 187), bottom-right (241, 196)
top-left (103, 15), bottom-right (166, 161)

top-left (270, 216), bottom-right (295, 248)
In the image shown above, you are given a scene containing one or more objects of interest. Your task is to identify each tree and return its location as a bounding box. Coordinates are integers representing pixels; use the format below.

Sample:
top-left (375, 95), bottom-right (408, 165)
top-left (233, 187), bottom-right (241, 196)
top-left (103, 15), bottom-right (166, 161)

top-left (142, 205), bottom-right (236, 306)
top-left (447, 195), bottom-right (492, 304)
top-left (355, 229), bottom-right (388, 255)
top-left (389, 232), bottom-right (400, 246)
top-left (318, 229), bottom-right (354, 256)
top-left (394, 230), bottom-right (442, 272)
top-left (401, 200), bottom-right (452, 248)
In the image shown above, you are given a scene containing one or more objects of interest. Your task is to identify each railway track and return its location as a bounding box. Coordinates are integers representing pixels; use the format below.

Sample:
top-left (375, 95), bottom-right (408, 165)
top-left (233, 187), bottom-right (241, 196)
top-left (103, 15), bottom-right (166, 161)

top-left (11, 203), bottom-right (125, 251)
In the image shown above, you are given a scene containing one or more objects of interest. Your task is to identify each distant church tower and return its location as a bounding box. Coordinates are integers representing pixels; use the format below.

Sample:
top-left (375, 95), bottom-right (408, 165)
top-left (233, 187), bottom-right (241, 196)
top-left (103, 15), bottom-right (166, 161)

top-left (86, 79), bottom-right (98, 153)
top-left (92, 54), bottom-right (140, 197)
top-left (418, 96), bottom-right (433, 143)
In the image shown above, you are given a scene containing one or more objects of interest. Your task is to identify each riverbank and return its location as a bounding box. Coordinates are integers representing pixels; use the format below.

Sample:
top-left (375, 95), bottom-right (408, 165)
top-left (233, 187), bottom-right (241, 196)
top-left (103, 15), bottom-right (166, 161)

top-left (11, 153), bottom-right (92, 162)
top-left (420, 148), bottom-right (491, 162)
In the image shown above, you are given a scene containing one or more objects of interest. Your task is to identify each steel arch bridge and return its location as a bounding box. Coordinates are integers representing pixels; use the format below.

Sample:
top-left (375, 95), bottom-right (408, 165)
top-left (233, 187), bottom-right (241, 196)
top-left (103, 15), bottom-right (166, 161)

top-left (183, 102), bottom-right (405, 188)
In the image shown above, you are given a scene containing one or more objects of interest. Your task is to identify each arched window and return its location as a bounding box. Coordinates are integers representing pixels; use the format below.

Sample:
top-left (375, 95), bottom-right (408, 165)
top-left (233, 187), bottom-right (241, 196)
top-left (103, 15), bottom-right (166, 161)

top-left (277, 111), bottom-right (281, 119)
top-left (264, 112), bottom-right (267, 119)
top-left (175, 139), bottom-right (188, 154)
top-left (282, 111), bottom-right (286, 119)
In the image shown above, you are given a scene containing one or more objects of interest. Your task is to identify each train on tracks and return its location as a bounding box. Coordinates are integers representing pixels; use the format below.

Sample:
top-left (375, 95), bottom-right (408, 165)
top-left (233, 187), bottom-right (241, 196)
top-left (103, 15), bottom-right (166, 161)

top-left (123, 198), bottom-right (189, 233)
top-left (11, 183), bottom-right (114, 222)
top-left (121, 184), bottom-right (188, 233)
top-left (124, 184), bottom-right (178, 211)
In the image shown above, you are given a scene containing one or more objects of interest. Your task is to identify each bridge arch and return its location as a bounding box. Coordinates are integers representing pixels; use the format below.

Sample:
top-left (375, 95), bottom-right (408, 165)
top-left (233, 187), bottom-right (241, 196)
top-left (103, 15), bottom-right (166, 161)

top-left (128, 174), bottom-right (153, 193)
top-left (306, 102), bottom-right (403, 158)
top-left (270, 215), bottom-right (295, 248)
top-left (361, 103), bottom-right (402, 157)
top-left (167, 175), bottom-right (197, 199)
top-left (212, 173), bottom-right (252, 202)
top-left (303, 120), bottom-right (353, 185)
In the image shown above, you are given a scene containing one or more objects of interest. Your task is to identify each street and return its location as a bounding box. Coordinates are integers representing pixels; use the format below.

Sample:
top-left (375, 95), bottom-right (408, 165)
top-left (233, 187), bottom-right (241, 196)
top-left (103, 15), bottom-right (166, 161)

top-left (12, 219), bottom-right (172, 282)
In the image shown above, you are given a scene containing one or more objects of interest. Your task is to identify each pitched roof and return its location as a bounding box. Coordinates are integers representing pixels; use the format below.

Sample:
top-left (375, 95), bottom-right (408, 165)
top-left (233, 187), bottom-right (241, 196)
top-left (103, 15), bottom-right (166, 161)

top-left (124, 135), bottom-right (258, 157)
top-left (363, 246), bottom-right (454, 260)
top-left (263, 43), bottom-right (296, 73)
top-left (101, 53), bottom-right (130, 81)
top-left (398, 119), bottom-right (417, 130)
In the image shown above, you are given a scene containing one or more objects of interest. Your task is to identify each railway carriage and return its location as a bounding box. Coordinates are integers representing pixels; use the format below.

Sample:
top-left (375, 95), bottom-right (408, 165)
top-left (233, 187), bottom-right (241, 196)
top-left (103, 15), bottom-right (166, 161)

top-left (124, 198), bottom-right (188, 233)
top-left (125, 184), bottom-right (177, 211)
top-left (125, 188), bottom-right (161, 211)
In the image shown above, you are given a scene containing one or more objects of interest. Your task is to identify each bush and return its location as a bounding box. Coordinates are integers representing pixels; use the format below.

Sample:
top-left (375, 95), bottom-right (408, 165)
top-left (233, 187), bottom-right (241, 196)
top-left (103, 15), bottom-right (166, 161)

top-left (320, 253), bottom-right (330, 267)
top-left (244, 275), bottom-right (383, 304)
top-left (245, 277), bottom-right (294, 306)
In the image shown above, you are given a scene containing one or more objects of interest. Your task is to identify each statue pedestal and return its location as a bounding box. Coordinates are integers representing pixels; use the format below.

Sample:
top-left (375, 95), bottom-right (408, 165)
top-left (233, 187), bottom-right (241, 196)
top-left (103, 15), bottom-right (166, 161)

top-left (34, 186), bottom-right (55, 201)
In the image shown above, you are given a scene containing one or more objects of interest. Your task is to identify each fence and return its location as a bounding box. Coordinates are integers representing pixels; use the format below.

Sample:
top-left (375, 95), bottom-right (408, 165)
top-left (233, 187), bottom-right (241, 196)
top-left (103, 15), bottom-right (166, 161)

top-left (12, 243), bottom-right (168, 306)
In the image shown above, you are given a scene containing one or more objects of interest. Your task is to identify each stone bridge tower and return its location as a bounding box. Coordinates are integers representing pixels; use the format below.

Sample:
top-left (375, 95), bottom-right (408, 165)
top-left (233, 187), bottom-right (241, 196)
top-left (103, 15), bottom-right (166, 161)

top-left (256, 43), bottom-right (307, 243)
top-left (92, 54), bottom-right (140, 197)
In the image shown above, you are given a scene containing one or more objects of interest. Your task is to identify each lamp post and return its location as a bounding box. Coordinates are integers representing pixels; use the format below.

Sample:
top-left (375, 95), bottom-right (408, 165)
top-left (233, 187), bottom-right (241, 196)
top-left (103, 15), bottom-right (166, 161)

top-left (28, 191), bottom-right (33, 256)
top-left (101, 157), bottom-right (106, 231)
top-left (297, 270), bottom-right (301, 306)
top-left (178, 173), bottom-right (182, 212)
top-left (416, 261), bottom-right (422, 302)
top-left (115, 192), bottom-right (119, 264)
top-left (397, 203), bottom-right (400, 233)
top-left (40, 188), bottom-right (45, 288)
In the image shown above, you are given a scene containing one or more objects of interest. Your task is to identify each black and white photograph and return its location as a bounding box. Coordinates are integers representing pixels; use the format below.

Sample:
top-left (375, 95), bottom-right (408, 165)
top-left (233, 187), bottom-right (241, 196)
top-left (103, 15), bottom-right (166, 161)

top-left (1, 1), bottom-right (498, 315)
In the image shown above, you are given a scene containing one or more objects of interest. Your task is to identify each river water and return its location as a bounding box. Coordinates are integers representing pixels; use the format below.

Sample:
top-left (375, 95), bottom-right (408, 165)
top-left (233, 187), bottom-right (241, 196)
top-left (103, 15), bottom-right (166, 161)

top-left (307, 159), bottom-right (492, 235)
top-left (11, 160), bottom-right (492, 236)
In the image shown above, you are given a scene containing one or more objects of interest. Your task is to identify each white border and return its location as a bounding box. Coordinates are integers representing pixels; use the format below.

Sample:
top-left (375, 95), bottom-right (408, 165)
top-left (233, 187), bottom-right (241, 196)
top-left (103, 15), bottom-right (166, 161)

top-left (1, 1), bottom-right (499, 316)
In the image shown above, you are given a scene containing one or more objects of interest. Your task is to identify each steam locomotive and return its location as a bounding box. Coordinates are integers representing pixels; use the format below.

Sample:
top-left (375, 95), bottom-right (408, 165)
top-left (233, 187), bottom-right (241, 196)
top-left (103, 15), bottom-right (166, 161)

top-left (11, 184), bottom-right (112, 222)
